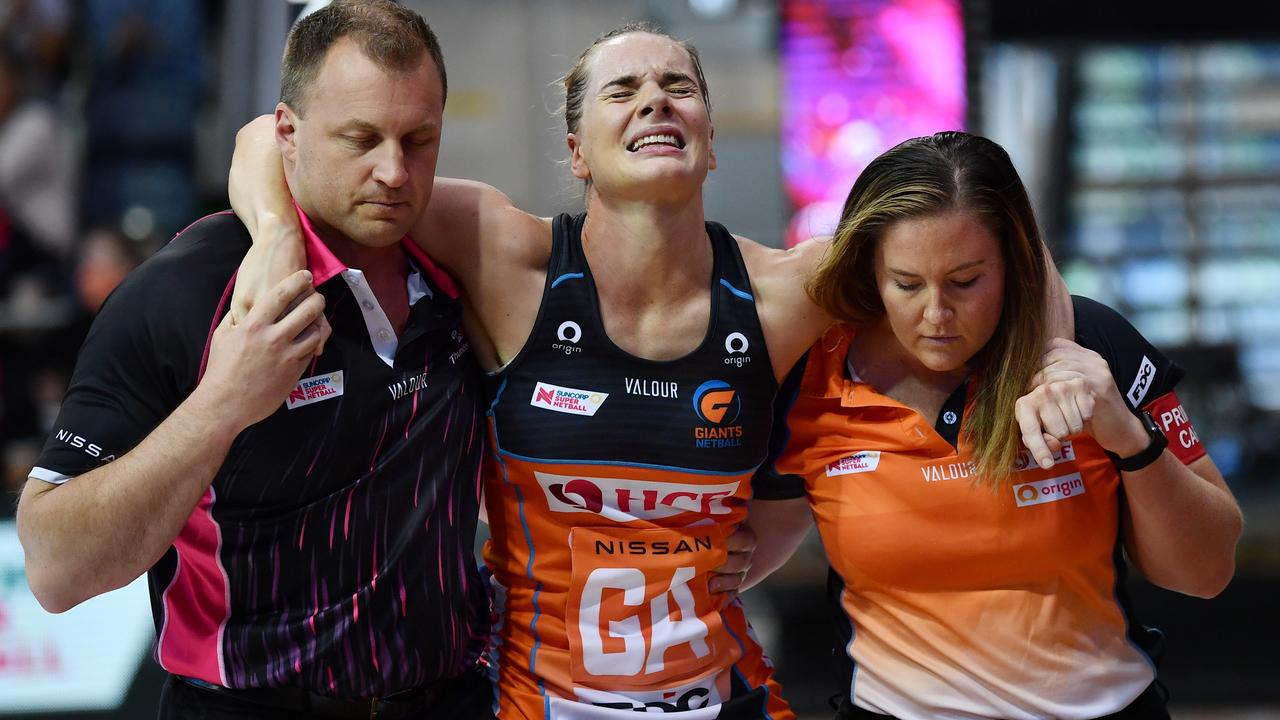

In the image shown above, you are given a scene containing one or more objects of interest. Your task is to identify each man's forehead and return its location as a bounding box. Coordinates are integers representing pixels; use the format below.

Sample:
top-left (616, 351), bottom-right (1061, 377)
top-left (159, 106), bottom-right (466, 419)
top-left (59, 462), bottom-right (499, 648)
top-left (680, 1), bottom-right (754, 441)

top-left (302, 42), bottom-right (443, 123)
top-left (311, 37), bottom-right (442, 99)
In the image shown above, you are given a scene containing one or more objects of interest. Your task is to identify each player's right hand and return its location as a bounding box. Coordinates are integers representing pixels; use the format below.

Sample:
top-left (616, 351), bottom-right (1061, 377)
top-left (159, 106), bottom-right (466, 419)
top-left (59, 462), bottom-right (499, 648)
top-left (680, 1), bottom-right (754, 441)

top-left (710, 523), bottom-right (756, 605)
top-left (197, 269), bottom-right (330, 430)
top-left (1016, 337), bottom-right (1149, 469)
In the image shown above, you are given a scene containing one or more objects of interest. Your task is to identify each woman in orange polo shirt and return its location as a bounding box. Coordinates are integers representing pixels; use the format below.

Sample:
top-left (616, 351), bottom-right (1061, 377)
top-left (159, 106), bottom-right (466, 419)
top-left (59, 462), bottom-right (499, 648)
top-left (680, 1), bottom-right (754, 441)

top-left (747, 132), bottom-right (1242, 720)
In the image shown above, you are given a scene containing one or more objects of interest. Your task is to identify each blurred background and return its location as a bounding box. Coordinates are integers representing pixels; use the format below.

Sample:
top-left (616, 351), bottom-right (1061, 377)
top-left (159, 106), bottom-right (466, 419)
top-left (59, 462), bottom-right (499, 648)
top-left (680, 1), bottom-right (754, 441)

top-left (0, 0), bottom-right (1276, 717)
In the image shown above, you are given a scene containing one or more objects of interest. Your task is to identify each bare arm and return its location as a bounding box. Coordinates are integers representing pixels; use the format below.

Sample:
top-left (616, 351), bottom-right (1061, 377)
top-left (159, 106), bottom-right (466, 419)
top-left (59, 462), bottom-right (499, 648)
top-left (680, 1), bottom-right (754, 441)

top-left (740, 237), bottom-right (834, 382)
top-left (1119, 453), bottom-right (1239, 598)
top-left (227, 115), bottom-right (308, 322)
top-left (742, 497), bottom-right (813, 590)
top-left (413, 179), bottom-right (552, 369)
top-left (229, 116), bottom-right (296, 244)
top-left (1017, 337), bottom-right (1241, 598)
top-left (17, 272), bottom-right (328, 612)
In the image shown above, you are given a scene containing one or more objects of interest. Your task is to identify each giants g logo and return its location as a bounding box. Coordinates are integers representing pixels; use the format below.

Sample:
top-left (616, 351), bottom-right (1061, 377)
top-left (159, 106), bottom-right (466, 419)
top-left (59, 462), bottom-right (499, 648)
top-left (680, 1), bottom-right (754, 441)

top-left (692, 380), bottom-right (740, 425)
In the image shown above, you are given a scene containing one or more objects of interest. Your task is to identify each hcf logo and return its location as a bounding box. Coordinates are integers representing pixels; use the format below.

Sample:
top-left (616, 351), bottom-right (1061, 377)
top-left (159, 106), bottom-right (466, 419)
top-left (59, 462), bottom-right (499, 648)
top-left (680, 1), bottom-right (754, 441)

top-left (535, 472), bottom-right (738, 521)
top-left (692, 380), bottom-right (739, 425)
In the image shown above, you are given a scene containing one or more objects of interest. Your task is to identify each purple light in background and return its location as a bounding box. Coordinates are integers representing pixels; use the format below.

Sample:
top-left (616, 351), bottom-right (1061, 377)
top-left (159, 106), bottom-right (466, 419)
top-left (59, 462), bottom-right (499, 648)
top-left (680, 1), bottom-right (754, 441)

top-left (782, 0), bottom-right (965, 246)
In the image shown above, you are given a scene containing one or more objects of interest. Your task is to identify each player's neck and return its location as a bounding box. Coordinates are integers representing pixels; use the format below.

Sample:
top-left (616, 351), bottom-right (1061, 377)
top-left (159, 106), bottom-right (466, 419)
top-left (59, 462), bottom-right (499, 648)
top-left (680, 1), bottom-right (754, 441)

top-left (581, 193), bottom-right (712, 305)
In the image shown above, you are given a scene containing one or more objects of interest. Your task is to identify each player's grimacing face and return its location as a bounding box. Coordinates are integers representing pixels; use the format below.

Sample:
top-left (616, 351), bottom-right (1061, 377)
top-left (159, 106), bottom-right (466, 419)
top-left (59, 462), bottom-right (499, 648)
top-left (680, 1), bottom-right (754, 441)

top-left (281, 37), bottom-right (443, 248)
top-left (874, 212), bottom-right (1006, 375)
top-left (569, 32), bottom-right (715, 200)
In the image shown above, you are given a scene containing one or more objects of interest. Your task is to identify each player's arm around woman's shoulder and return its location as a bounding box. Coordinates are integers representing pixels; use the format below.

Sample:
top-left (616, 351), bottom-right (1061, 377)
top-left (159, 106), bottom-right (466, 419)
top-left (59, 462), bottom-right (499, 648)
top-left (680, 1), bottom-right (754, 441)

top-left (736, 235), bottom-right (834, 382)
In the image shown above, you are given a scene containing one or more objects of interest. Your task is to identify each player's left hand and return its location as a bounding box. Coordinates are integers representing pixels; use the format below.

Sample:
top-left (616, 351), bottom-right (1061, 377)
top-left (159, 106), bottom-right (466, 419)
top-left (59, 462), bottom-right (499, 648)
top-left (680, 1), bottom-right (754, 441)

top-left (710, 523), bottom-right (756, 602)
top-left (1016, 337), bottom-right (1148, 469)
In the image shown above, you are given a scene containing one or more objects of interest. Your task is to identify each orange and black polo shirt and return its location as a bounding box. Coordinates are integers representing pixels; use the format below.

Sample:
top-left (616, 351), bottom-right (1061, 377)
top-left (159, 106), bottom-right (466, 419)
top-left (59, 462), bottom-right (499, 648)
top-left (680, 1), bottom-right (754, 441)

top-left (756, 296), bottom-right (1205, 719)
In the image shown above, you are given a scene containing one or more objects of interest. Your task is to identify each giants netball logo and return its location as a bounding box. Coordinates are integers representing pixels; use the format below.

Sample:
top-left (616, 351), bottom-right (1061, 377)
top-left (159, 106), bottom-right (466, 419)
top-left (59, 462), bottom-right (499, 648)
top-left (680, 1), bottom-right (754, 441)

top-left (692, 380), bottom-right (743, 449)
top-left (693, 381), bottom-right (740, 425)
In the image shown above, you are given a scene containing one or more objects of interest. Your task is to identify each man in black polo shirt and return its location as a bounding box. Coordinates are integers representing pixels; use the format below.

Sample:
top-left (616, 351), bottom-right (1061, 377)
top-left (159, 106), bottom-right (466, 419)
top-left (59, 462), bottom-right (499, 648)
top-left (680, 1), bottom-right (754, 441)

top-left (16, 2), bottom-right (492, 718)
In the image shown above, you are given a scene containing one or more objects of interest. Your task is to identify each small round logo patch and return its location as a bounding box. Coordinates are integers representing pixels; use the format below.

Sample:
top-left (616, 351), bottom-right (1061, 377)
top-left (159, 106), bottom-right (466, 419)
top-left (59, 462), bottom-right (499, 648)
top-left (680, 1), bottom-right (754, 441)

top-left (557, 321), bottom-right (582, 344)
top-left (724, 332), bottom-right (749, 354)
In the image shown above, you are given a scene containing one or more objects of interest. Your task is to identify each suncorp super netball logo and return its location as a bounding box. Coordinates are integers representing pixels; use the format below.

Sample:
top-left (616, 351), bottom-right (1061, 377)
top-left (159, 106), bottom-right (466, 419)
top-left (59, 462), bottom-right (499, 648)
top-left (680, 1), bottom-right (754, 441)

top-left (286, 371), bottom-right (344, 410)
top-left (692, 380), bottom-right (743, 449)
top-left (530, 381), bottom-right (608, 416)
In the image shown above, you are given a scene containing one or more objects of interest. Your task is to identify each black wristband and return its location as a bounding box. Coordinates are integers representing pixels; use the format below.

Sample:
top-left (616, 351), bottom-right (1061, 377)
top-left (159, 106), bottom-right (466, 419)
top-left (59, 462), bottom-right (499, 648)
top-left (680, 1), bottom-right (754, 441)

top-left (1105, 411), bottom-right (1168, 473)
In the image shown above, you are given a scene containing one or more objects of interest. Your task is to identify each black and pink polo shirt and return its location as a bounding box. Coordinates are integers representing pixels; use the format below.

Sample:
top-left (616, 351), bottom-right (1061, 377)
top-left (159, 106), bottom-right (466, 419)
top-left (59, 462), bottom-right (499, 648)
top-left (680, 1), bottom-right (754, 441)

top-left (31, 209), bottom-right (489, 698)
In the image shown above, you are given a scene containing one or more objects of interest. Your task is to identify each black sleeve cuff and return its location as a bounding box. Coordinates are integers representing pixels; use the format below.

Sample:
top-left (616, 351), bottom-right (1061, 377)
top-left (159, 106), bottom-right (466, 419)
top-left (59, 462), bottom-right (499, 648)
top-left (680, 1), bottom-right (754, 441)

top-left (751, 467), bottom-right (806, 500)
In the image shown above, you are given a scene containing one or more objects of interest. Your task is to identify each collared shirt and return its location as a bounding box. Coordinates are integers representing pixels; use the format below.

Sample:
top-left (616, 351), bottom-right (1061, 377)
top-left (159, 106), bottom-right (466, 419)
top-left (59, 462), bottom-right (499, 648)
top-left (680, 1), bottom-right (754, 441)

top-left (755, 297), bottom-right (1204, 719)
top-left (32, 209), bottom-right (488, 698)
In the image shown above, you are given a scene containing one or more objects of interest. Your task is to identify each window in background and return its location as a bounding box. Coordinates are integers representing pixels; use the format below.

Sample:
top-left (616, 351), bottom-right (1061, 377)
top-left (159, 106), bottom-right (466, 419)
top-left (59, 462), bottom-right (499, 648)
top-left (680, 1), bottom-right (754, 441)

top-left (984, 41), bottom-right (1280, 508)
top-left (1067, 44), bottom-right (1280, 411)
top-left (780, 0), bottom-right (966, 247)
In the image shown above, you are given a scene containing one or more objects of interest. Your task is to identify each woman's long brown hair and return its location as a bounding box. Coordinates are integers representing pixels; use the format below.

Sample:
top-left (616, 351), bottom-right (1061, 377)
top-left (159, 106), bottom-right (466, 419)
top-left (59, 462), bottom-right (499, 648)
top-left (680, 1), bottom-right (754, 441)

top-left (808, 131), bottom-right (1048, 487)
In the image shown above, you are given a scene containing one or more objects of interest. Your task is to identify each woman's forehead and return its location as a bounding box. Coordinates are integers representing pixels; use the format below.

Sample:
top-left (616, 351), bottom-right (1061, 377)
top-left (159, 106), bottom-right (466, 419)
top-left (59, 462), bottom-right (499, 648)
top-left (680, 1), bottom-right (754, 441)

top-left (879, 214), bottom-right (999, 262)
top-left (585, 33), bottom-right (695, 86)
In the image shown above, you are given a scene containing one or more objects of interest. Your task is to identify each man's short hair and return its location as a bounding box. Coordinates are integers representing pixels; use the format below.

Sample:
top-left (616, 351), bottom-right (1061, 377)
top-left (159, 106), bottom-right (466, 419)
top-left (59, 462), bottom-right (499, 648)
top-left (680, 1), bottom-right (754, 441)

top-left (280, 0), bottom-right (447, 115)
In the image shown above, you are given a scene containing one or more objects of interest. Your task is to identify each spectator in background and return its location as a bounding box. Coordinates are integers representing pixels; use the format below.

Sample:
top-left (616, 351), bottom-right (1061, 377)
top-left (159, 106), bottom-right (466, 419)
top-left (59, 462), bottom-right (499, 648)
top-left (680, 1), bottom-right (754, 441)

top-left (0, 39), bottom-right (81, 517)
top-left (74, 224), bottom-right (150, 313)
top-left (1, 225), bottom-right (145, 519)
top-left (0, 44), bottom-right (79, 273)
top-left (0, 0), bottom-right (74, 97)
top-left (81, 0), bottom-right (202, 237)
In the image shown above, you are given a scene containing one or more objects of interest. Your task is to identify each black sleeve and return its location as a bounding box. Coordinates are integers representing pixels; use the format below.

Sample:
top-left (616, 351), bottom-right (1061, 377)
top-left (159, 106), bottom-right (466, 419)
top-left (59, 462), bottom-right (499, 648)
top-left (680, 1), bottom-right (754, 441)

top-left (30, 214), bottom-right (249, 483)
top-left (751, 352), bottom-right (809, 501)
top-left (1072, 295), bottom-right (1185, 409)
